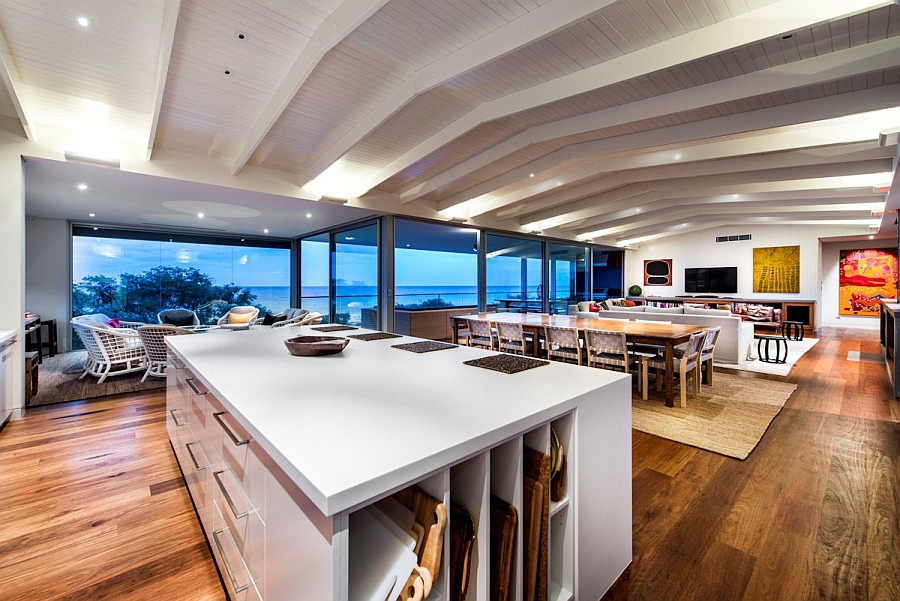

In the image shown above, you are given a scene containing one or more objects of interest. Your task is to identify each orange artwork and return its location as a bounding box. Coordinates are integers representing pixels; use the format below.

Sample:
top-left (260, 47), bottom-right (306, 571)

top-left (839, 248), bottom-right (898, 316)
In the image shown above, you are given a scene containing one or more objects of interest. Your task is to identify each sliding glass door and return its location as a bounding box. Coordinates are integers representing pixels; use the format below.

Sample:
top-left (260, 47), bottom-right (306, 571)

top-left (548, 243), bottom-right (589, 314)
top-left (485, 234), bottom-right (544, 313)
top-left (333, 223), bottom-right (379, 327)
top-left (300, 233), bottom-right (330, 320)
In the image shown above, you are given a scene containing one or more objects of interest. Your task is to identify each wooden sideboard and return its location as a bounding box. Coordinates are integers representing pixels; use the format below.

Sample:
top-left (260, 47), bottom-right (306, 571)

top-left (627, 296), bottom-right (817, 332)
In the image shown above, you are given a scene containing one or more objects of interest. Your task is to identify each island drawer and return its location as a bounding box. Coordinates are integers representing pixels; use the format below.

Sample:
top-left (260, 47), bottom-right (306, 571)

top-left (209, 395), bottom-right (266, 519)
top-left (211, 500), bottom-right (264, 601)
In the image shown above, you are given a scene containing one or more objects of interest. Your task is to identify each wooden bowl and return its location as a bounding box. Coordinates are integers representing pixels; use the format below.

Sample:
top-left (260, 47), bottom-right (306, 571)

top-left (284, 335), bottom-right (349, 357)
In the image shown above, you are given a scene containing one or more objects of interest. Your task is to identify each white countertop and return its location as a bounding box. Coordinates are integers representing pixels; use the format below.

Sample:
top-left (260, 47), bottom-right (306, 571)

top-left (167, 326), bottom-right (629, 516)
top-left (0, 330), bottom-right (16, 346)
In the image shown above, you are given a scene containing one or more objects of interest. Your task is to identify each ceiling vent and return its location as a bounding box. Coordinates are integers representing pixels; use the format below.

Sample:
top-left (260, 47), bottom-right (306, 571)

top-left (715, 234), bottom-right (751, 243)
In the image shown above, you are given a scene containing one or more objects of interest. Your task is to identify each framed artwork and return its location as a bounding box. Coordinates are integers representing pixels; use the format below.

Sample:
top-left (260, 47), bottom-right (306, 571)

top-left (643, 259), bottom-right (672, 286)
top-left (752, 245), bottom-right (800, 293)
top-left (839, 248), bottom-right (898, 316)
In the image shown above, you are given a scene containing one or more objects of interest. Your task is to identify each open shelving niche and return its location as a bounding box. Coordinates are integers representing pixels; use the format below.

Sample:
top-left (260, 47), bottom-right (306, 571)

top-left (347, 411), bottom-right (575, 601)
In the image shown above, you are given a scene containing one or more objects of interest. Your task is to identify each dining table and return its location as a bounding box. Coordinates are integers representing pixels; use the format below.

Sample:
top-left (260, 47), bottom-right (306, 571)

top-left (452, 312), bottom-right (708, 407)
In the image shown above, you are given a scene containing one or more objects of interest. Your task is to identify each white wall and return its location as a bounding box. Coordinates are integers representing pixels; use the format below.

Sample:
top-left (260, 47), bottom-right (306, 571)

top-left (0, 148), bottom-right (25, 417)
top-left (820, 238), bottom-right (897, 329)
top-left (25, 217), bottom-right (70, 351)
top-left (625, 224), bottom-right (876, 329)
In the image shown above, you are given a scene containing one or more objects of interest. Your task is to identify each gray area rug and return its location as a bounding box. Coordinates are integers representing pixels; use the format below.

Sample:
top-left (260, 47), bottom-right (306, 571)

top-left (28, 351), bottom-right (165, 407)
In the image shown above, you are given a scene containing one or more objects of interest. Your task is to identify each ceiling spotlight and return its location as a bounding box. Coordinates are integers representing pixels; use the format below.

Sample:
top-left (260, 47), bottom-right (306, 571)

top-left (869, 234), bottom-right (875, 240)
top-left (406, 244), bottom-right (411, 247)
top-left (77, 183), bottom-right (88, 191)
top-left (93, 227), bottom-right (98, 231)
top-left (223, 67), bottom-right (232, 76)
top-left (89, 213), bottom-right (95, 217)
top-left (77, 16), bottom-right (90, 27)
top-left (235, 30), bottom-right (247, 40)
top-left (241, 238), bottom-right (245, 242)
top-left (264, 228), bottom-right (269, 234)
top-left (197, 213), bottom-right (204, 218)
top-left (306, 213), bottom-right (312, 218)
top-left (529, 173), bottom-right (534, 178)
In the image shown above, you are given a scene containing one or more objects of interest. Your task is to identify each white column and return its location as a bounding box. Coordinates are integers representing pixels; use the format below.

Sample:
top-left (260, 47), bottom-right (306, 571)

top-left (0, 148), bottom-right (25, 418)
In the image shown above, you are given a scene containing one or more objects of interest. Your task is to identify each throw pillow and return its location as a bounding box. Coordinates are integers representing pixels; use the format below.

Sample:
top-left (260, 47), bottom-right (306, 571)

top-left (599, 300), bottom-right (611, 310)
top-left (624, 299), bottom-right (636, 307)
top-left (162, 312), bottom-right (194, 327)
top-left (262, 313), bottom-right (288, 326)
top-left (106, 318), bottom-right (121, 328)
top-left (611, 299), bottom-right (628, 307)
top-left (588, 303), bottom-right (601, 313)
top-left (228, 310), bottom-right (255, 324)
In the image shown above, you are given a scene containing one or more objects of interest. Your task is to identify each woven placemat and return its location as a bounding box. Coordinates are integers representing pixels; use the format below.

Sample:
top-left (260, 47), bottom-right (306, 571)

top-left (464, 354), bottom-right (549, 374)
top-left (347, 332), bottom-right (403, 341)
top-left (392, 341), bottom-right (457, 353)
top-left (310, 325), bottom-right (359, 332)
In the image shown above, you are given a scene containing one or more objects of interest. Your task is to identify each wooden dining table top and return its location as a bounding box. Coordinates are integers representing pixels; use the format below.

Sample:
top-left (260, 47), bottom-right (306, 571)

top-left (453, 312), bottom-right (708, 341)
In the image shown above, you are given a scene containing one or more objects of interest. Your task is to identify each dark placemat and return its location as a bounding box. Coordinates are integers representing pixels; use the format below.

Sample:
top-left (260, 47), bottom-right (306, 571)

top-left (347, 332), bottom-right (404, 342)
top-left (464, 354), bottom-right (549, 374)
top-left (392, 341), bottom-right (457, 354)
top-left (310, 325), bottom-right (359, 332)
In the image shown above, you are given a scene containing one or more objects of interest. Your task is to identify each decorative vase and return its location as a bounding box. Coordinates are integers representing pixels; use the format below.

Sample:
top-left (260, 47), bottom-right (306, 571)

top-left (628, 285), bottom-right (643, 297)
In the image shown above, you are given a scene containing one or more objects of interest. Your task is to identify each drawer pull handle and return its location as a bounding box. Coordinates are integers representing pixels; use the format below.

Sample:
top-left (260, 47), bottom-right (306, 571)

top-left (214, 411), bottom-right (251, 446)
top-left (213, 469), bottom-right (252, 519)
top-left (185, 378), bottom-right (207, 395)
top-left (212, 528), bottom-right (254, 593)
top-left (185, 442), bottom-right (211, 471)
top-left (169, 408), bottom-right (183, 427)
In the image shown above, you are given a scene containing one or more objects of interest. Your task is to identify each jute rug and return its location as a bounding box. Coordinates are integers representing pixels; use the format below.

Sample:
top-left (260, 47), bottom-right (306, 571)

top-left (715, 338), bottom-right (818, 377)
top-left (632, 372), bottom-right (797, 460)
top-left (28, 351), bottom-right (165, 407)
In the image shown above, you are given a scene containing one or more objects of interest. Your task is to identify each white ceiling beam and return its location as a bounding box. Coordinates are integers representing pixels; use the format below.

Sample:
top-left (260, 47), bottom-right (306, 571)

top-left (229, 0), bottom-right (391, 175)
top-left (577, 197), bottom-right (885, 238)
top-left (404, 35), bottom-right (900, 205)
top-left (573, 190), bottom-right (882, 236)
top-left (436, 83), bottom-right (900, 214)
top-left (521, 158), bottom-right (893, 227)
top-left (0, 19), bottom-right (32, 139)
top-left (146, 0), bottom-right (182, 161)
top-left (294, 0), bottom-right (619, 188)
top-left (501, 144), bottom-right (890, 221)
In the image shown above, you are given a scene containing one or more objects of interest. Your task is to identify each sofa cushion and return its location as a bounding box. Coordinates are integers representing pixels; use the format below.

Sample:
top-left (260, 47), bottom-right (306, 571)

top-left (588, 303), bottom-right (600, 313)
top-left (645, 306), bottom-right (685, 314)
top-left (744, 305), bottom-right (775, 321)
top-left (262, 312), bottom-right (288, 326)
top-left (161, 310), bottom-right (195, 327)
top-left (614, 305), bottom-right (645, 312)
top-left (684, 306), bottom-right (732, 317)
top-left (576, 301), bottom-right (593, 312)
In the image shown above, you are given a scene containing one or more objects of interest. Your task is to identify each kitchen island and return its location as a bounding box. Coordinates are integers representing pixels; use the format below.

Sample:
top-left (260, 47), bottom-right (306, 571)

top-left (166, 325), bottom-right (632, 601)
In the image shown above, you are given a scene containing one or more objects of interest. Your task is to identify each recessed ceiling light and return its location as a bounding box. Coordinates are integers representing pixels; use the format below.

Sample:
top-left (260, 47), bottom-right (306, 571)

top-left (77, 183), bottom-right (88, 191)
top-left (241, 238), bottom-right (245, 242)
top-left (869, 234), bottom-right (874, 239)
top-left (406, 244), bottom-right (411, 247)
top-left (306, 213), bottom-right (312, 218)
top-left (93, 227), bottom-right (98, 231)
top-left (529, 173), bottom-right (534, 177)
top-left (345, 236), bottom-right (355, 241)
top-left (635, 208), bottom-right (641, 213)
top-left (198, 213), bottom-right (204, 218)
top-left (235, 31), bottom-right (247, 40)
top-left (223, 68), bottom-right (232, 76)
top-left (89, 213), bottom-right (95, 217)
top-left (263, 228), bottom-right (269, 234)
top-left (77, 16), bottom-right (90, 27)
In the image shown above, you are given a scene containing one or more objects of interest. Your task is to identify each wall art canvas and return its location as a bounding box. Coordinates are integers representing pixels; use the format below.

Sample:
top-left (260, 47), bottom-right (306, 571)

top-left (643, 259), bottom-right (672, 286)
top-left (752, 245), bottom-right (800, 293)
top-left (839, 248), bottom-right (898, 316)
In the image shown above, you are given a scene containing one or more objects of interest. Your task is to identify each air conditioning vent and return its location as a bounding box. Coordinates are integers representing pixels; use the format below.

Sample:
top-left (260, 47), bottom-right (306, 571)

top-left (715, 234), bottom-right (752, 243)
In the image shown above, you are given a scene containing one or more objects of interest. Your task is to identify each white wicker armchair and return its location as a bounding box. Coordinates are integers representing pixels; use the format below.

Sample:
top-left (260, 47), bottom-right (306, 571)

top-left (137, 325), bottom-right (194, 382)
top-left (71, 315), bottom-right (148, 383)
top-left (252, 307), bottom-right (309, 328)
top-left (217, 306), bottom-right (260, 326)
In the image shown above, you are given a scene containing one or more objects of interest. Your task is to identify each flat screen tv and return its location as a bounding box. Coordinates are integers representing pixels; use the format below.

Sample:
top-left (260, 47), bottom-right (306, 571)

top-left (684, 267), bottom-right (737, 294)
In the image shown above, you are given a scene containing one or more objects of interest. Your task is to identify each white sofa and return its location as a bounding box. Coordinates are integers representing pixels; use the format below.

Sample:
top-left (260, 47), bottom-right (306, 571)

top-left (573, 305), bottom-right (754, 365)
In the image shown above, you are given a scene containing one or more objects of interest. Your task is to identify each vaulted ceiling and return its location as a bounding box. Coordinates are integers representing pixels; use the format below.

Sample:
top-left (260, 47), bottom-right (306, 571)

top-left (1, 0), bottom-right (898, 245)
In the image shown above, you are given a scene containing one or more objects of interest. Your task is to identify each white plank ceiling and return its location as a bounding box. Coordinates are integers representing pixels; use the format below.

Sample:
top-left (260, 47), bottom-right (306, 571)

top-left (0, 0), bottom-right (898, 243)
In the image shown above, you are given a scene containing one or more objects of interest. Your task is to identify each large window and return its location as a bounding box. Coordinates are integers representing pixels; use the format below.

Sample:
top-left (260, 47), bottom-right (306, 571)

top-left (300, 233), bottom-right (330, 321)
top-left (549, 243), bottom-right (589, 314)
top-left (485, 234), bottom-right (544, 313)
top-left (394, 220), bottom-right (478, 310)
top-left (592, 250), bottom-right (624, 300)
top-left (334, 223), bottom-right (379, 327)
top-left (72, 227), bottom-right (291, 325)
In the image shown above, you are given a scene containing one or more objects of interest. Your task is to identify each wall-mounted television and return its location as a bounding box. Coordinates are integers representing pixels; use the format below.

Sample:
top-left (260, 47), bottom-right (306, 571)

top-left (685, 267), bottom-right (737, 294)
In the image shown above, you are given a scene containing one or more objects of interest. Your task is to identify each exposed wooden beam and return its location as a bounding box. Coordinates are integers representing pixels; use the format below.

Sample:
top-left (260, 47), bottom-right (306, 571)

top-left (503, 144), bottom-right (890, 222)
top-left (573, 190), bottom-right (882, 236)
top-left (229, 0), bottom-right (391, 175)
top-left (294, 0), bottom-right (619, 189)
top-left (407, 36), bottom-right (900, 205)
top-left (146, 0), bottom-right (182, 161)
top-left (379, 0), bottom-right (892, 201)
top-left (0, 21), bottom-right (32, 139)
top-left (435, 84), bottom-right (900, 214)
top-left (521, 158), bottom-right (893, 228)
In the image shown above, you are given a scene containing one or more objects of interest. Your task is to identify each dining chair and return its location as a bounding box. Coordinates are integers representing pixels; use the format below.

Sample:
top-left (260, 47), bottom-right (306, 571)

top-left (584, 329), bottom-right (640, 383)
top-left (496, 321), bottom-right (532, 356)
top-left (641, 331), bottom-right (705, 407)
top-left (699, 326), bottom-right (721, 386)
top-left (467, 318), bottom-right (495, 350)
top-left (545, 326), bottom-right (583, 366)
top-left (137, 325), bottom-right (194, 382)
top-left (217, 306), bottom-right (260, 325)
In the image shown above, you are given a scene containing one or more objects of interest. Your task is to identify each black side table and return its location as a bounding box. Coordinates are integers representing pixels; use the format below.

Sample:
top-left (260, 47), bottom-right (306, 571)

top-left (781, 320), bottom-right (804, 341)
top-left (755, 334), bottom-right (788, 364)
top-left (40, 319), bottom-right (58, 357)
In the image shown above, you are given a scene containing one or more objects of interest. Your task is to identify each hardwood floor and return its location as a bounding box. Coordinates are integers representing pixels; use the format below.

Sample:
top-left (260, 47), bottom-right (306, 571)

top-left (0, 328), bottom-right (897, 600)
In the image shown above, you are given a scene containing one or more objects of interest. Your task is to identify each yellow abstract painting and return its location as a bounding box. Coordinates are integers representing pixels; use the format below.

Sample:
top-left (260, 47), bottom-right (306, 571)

top-left (753, 245), bottom-right (800, 293)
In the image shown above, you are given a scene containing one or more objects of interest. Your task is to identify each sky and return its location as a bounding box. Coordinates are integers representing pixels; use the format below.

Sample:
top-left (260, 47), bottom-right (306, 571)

top-left (73, 236), bottom-right (290, 287)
